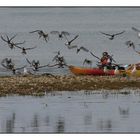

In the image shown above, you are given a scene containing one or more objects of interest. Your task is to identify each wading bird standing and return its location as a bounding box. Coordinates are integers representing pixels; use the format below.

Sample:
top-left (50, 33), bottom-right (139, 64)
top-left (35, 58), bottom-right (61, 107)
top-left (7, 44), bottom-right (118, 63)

top-left (100, 31), bottom-right (125, 40)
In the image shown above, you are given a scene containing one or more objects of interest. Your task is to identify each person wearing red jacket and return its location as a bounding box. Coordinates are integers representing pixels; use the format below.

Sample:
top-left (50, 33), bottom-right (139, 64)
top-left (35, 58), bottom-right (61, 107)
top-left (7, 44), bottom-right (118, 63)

top-left (100, 52), bottom-right (112, 68)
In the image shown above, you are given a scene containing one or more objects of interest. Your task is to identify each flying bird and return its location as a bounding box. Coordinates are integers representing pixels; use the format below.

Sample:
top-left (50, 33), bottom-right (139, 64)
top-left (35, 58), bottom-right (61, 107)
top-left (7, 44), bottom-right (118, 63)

top-left (131, 27), bottom-right (140, 38)
top-left (50, 31), bottom-right (70, 39)
top-left (25, 58), bottom-right (49, 71)
top-left (1, 58), bottom-right (15, 70)
top-left (125, 40), bottom-right (135, 50)
top-left (65, 35), bottom-right (79, 46)
top-left (11, 66), bottom-right (26, 75)
top-left (76, 46), bottom-right (89, 53)
top-left (65, 44), bottom-right (89, 54)
top-left (100, 31), bottom-right (125, 40)
top-left (52, 51), bottom-right (61, 62)
top-left (83, 59), bottom-right (92, 67)
top-left (30, 30), bottom-right (49, 43)
top-left (15, 46), bottom-right (37, 54)
top-left (48, 55), bottom-right (67, 68)
top-left (67, 45), bottom-right (78, 50)
top-left (1, 35), bottom-right (25, 49)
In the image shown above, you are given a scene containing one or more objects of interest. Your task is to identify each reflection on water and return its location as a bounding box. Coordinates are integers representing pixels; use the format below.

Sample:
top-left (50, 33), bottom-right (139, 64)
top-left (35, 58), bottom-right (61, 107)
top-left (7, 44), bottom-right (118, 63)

top-left (84, 113), bottom-right (92, 126)
top-left (31, 114), bottom-right (39, 132)
top-left (55, 117), bottom-right (65, 133)
top-left (5, 113), bottom-right (15, 133)
top-left (1, 90), bottom-right (140, 133)
top-left (44, 116), bottom-right (50, 126)
top-left (118, 107), bottom-right (129, 118)
top-left (97, 119), bottom-right (112, 131)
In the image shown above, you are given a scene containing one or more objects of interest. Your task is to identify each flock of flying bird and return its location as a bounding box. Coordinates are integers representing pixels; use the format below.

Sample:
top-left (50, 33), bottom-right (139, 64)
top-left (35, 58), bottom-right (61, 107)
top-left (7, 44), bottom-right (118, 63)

top-left (1, 26), bottom-right (140, 75)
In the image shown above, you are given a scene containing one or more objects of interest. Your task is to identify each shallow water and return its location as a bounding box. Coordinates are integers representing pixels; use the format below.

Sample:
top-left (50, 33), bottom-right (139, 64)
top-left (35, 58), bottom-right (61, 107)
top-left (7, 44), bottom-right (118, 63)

top-left (0, 8), bottom-right (140, 75)
top-left (1, 90), bottom-right (140, 133)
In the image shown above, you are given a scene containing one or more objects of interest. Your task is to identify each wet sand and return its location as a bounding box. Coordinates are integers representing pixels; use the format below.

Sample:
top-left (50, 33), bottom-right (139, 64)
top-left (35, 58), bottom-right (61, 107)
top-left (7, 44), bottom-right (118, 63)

top-left (0, 74), bottom-right (140, 96)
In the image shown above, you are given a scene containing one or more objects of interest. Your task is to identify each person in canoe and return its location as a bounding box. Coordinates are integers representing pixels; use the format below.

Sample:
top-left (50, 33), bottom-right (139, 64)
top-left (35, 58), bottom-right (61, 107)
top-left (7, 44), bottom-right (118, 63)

top-left (99, 52), bottom-right (125, 70)
top-left (100, 52), bottom-right (112, 66)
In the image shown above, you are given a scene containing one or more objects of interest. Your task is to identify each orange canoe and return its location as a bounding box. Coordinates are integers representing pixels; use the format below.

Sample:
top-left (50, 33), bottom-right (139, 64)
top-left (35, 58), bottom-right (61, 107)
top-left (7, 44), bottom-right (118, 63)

top-left (69, 65), bottom-right (115, 76)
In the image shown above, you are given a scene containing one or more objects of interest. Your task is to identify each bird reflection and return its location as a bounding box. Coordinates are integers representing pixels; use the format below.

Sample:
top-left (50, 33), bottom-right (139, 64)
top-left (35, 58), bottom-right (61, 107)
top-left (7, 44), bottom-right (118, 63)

top-left (97, 119), bottom-right (112, 131)
top-left (31, 114), bottom-right (39, 132)
top-left (102, 92), bottom-right (109, 99)
top-left (44, 116), bottom-right (50, 126)
top-left (5, 112), bottom-right (16, 133)
top-left (84, 113), bottom-right (92, 125)
top-left (118, 106), bottom-right (129, 118)
top-left (55, 117), bottom-right (65, 133)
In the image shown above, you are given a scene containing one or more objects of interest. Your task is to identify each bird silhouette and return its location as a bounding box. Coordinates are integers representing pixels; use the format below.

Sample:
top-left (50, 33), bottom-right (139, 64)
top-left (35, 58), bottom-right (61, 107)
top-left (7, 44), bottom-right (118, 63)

top-left (50, 31), bottom-right (70, 39)
top-left (125, 40), bottom-right (135, 50)
top-left (100, 31), bottom-right (125, 40)
top-left (76, 46), bottom-right (89, 53)
top-left (65, 35), bottom-right (79, 46)
top-left (15, 46), bottom-right (37, 54)
top-left (52, 51), bottom-right (61, 62)
top-left (11, 66), bottom-right (26, 75)
top-left (83, 59), bottom-right (92, 67)
top-left (48, 55), bottom-right (67, 68)
top-left (132, 27), bottom-right (140, 38)
top-left (1, 58), bottom-right (15, 70)
top-left (25, 57), bottom-right (49, 71)
top-left (30, 30), bottom-right (49, 43)
top-left (1, 35), bottom-right (25, 49)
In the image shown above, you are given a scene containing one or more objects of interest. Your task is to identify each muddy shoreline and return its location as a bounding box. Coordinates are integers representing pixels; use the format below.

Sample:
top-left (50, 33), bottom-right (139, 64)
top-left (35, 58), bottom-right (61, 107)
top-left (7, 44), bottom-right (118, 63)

top-left (0, 74), bottom-right (140, 96)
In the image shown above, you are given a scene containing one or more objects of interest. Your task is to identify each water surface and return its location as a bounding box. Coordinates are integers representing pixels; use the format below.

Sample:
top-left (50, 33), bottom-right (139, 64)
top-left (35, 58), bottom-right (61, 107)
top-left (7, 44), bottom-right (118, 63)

top-left (0, 90), bottom-right (140, 133)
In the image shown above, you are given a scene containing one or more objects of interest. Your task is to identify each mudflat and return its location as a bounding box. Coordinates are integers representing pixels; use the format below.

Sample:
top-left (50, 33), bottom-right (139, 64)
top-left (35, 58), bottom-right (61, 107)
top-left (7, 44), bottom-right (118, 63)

top-left (0, 75), bottom-right (139, 96)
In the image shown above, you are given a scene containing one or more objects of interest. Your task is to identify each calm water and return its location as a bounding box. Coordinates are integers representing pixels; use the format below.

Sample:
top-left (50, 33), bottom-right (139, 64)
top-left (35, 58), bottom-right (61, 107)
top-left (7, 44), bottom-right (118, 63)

top-left (0, 90), bottom-right (140, 133)
top-left (0, 8), bottom-right (140, 75)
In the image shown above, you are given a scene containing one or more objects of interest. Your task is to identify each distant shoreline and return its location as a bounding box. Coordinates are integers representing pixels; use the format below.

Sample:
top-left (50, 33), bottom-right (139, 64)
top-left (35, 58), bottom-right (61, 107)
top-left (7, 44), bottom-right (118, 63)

top-left (0, 75), bottom-right (140, 96)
